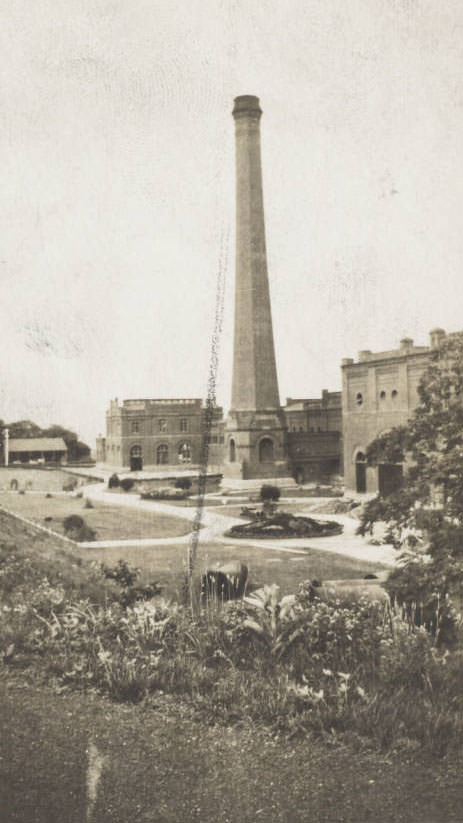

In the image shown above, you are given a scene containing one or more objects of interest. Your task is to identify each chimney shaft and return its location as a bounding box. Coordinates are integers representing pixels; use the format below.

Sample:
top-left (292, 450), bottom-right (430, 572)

top-left (230, 95), bottom-right (280, 411)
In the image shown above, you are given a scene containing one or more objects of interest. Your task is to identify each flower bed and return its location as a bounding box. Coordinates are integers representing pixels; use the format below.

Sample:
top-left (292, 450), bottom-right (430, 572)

top-left (225, 512), bottom-right (343, 539)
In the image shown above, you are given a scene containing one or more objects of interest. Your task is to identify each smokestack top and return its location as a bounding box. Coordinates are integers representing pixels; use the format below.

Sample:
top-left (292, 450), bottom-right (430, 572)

top-left (233, 95), bottom-right (262, 119)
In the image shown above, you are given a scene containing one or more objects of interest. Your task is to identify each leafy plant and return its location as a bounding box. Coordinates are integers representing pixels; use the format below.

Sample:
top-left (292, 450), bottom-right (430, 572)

top-left (260, 484), bottom-right (281, 503)
top-left (62, 514), bottom-right (96, 542)
top-left (120, 478), bottom-right (135, 492)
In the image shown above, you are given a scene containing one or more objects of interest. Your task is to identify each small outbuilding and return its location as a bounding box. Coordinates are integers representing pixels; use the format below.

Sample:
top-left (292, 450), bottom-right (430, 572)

top-left (8, 437), bottom-right (68, 465)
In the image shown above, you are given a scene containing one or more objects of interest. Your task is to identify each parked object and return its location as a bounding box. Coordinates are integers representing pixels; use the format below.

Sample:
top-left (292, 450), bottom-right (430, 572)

top-left (201, 561), bottom-right (248, 604)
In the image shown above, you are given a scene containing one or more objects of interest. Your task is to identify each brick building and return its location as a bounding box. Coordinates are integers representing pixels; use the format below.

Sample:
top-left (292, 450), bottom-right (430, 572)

top-left (97, 398), bottom-right (224, 472)
top-left (342, 328), bottom-right (447, 494)
top-left (283, 391), bottom-right (342, 483)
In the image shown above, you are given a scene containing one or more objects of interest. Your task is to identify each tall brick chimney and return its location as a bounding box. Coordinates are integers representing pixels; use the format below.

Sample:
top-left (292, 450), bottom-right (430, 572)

top-left (230, 95), bottom-right (281, 412)
top-left (224, 96), bottom-right (289, 480)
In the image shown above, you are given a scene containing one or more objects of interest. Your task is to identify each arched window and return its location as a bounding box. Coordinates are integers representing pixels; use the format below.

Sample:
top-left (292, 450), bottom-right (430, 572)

top-left (356, 392), bottom-right (363, 406)
top-left (178, 442), bottom-right (191, 463)
top-left (259, 437), bottom-right (274, 463)
top-left (229, 438), bottom-right (236, 462)
top-left (156, 444), bottom-right (168, 465)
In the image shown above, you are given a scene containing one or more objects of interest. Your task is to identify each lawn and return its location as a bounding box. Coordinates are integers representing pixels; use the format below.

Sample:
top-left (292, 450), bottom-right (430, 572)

top-left (81, 539), bottom-right (387, 599)
top-left (2, 671), bottom-right (462, 823)
top-left (0, 492), bottom-right (192, 541)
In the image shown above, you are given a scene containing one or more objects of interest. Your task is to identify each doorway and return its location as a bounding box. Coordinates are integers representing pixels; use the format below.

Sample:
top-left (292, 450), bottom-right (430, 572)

top-left (130, 445), bottom-right (143, 471)
top-left (355, 452), bottom-right (367, 493)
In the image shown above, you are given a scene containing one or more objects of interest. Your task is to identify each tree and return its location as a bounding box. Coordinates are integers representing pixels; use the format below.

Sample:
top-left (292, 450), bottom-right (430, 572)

top-left (42, 425), bottom-right (90, 460)
top-left (358, 333), bottom-right (463, 640)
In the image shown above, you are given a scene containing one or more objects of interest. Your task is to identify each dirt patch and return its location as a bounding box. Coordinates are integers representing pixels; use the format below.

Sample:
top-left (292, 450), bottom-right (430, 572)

top-left (1, 671), bottom-right (462, 823)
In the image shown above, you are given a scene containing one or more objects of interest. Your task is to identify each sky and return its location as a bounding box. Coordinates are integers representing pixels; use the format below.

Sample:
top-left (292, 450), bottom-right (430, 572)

top-left (1, 0), bottom-right (463, 446)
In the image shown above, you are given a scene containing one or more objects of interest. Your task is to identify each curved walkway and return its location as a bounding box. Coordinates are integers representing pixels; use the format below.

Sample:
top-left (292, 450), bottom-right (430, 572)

top-left (80, 483), bottom-right (397, 566)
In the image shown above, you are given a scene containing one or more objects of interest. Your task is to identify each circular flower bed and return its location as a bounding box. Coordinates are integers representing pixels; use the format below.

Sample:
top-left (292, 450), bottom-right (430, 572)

top-left (225, 512), bottom-right (343, 539)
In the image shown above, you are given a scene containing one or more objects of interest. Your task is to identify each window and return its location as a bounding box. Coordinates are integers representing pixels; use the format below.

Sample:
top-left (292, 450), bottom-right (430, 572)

top-left (131, 421), bottom-right (140, 434)
top-left (356, 392), bottom-right (363, 406)
top-left (156, 444), bottom-right (168, 465)
top-left (159, 419), bottom-right (167, 432)
top-left (178, 442), bottom-right (191, 463)
top-left (379, 390), bottom-right (386, 400)
top-left (229, 439), bottom-right (236, 462)
top-left (180, 418), bottom-right (188, 432)
top-left (391, 389), bottom-right (398, 399)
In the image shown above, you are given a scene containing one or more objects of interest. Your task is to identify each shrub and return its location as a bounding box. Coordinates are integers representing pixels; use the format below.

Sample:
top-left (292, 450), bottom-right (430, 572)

top-left (140, 488), bottom-right (188, 501)
top-left (62, 514), bottom-right (96, 543)
top-left (101, 560), bottom-right (162, 606)
top-left (84, 498), bottom-right (94, 509)
top-left (62, 478), bottom-right (78, 492)
top-left (260, 484), bottom-right (281, 503)
top-left (63, 514), bottom-right (84, 532)
top-left (120, 477), bottom-right (135, 492)
top-left (108, 473), bottom-right (120, 489)
top-left (175, 477), bottom-right (192, 491)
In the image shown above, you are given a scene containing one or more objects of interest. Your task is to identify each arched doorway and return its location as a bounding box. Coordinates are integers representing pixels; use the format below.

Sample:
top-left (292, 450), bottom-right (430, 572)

top-left (156, 444), bottom-right (169, 465)
top-left (130, 444), bottom-right (143, 472)
top-left (259, 437), bottom-right (274, 463)
top-left (178, 442), bottom-right (191, 464)
top-left (229, 438), bottom-right (236, 463)
top-left (355, 451), bottom-right (367, 493)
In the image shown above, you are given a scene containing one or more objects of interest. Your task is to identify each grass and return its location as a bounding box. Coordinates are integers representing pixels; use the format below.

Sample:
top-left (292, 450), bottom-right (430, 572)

top-left (0, 467), bottom-right (79, 492)
top-left (81, 539), bottom-right (387, 599)
top-left (0, 492), bottom-right (192, 541)
top-left (2, 672), bottom-right (463, 823)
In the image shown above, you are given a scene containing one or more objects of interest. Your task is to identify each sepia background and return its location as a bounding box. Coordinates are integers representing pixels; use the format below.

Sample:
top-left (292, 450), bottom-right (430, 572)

top-left (1, 0), bottom-right (463, 445)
